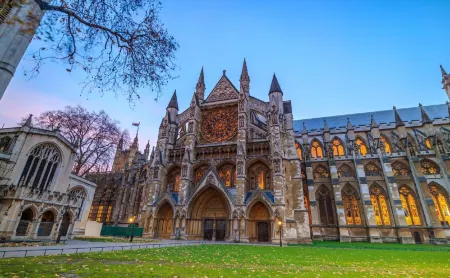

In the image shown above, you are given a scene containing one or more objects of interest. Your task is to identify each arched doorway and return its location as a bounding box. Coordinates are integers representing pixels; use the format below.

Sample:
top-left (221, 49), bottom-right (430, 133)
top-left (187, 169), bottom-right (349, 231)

top-left (155, 202), bottom-right (174, 239)
top-left (248, 202), bottom-right (271, 243)
top-left (16, 208), bottom-right (34, 236)
top-left (188, 187), bottom-right (230, 241)
top-left (38, 211), bottom-right (55, 237)
top-left (59, 212), bottom-right (71, 237)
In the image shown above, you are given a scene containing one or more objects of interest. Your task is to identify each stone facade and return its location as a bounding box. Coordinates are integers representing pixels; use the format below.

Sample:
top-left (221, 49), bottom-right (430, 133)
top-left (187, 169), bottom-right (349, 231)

top-left (0, 118), bottom-right (96, 240)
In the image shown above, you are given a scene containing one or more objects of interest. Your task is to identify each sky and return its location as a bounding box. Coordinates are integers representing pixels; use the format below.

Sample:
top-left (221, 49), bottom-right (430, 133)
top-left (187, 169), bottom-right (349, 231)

top-left (1, 0), bottom-right (450, 152)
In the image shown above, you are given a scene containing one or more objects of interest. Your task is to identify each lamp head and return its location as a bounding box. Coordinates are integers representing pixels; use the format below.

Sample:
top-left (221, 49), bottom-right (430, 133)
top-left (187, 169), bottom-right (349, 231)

top-left (277, 221), bottom-right (282, 226)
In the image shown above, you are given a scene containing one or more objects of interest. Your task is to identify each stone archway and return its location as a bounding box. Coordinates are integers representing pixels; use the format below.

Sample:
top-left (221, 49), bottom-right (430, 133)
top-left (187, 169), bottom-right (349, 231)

top-left (248, 201), bottom-right (271, 243)
top-left (155, 202), bottom-right (174, 239)
top-left (59, 212), bottom-right (71, 237)
top-left (16, 208), bottom-right (34, 236)
top-left (38, 210), bottom-right (55, 237)
top-left (187, 187), bottom-right (230, 241)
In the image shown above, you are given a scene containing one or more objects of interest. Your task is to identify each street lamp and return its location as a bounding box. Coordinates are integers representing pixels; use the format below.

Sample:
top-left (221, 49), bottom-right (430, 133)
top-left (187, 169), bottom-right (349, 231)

top-left (277, 220), bottom-right (282, 247)
top-left (129, 216), bottom-right (135, 243)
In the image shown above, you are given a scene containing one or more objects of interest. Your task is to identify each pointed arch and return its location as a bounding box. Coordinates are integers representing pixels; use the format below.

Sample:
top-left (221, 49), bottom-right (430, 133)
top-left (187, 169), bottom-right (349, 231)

top-left (295, 140), bottom-right (303, 160)
top-left (155, 201), bottom-right (174, 239)
top-left (193, 163), bottom-right (210, 185)
top-left (391, 161), bottom-right (409, 176)
top-left (369, 183), bottom-right (391, 226)
top-left (217, 162), bottom-right (236, 188)
top-left (338, 163), bottom-right (355, 178)
top-left (313, 164), bottom-right (329, 179)
top-left (355, 136), bottom-right (368, 156)
top-left (166, 165), bottom-right (181, 192)
top-left (316, 185), bottom-right (336, 226)
top-left (247, 201), bottom-right (271, 242)
top-left (364, 162), bottom-right (382, 177)
top-left (331, 137), bottom-right (345, 157)
top-left (420, 159), bottom-right (440, 175)
top-left (310, 138), bottom-right (323, 159)
top-left (380, 134), bottom-right (392, 154)
top-left (428, 182), bottom-right (450, 226)
top-left (398, 185), bottom-right (422, 226)
top-left (247, 160), bottom-right (271, 190)
top-left (342, 184), bottom-right (362, 226)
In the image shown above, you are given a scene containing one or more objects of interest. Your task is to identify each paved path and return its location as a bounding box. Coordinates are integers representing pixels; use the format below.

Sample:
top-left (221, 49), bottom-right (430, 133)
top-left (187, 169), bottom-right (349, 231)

top-left (0, 239), bottom-right (205, 258)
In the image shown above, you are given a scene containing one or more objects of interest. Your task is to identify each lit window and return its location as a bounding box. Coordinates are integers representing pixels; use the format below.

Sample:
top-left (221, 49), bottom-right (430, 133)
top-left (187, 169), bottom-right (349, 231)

top-left (332, 138), bottom-right (345, 156)
top-left (425, 138), bottom-right (432, 150)
top-left (295, 141), bottom-right (303, 160)
top-left (311, 140), bottom-right (323, 159)
top-left (314, 165), bottom-right (329, 179)
top-left (342, 186), bottom-right (362, 226)
top-left (355, 138), bottom-right (368, 156)
top-left (429, 185), bottom-right (450, 226)
top-left (370, 185), bottom-right (391, 226)
top-left (174, 175), bottom-right (180, 192)
top-left (420, 159), bottom-right (440, 175)
top-left (96, 205), bottom-right (104, 222)
top-left (364, 162), bottom-right (382, 177)
top-left (106, 206), bottom-right (113, 222)
top-left (392, 161), bottom-right (409, 176)
top-left (380, 136), bottom-right (391, 154)
top-left (399, 186), bottom-right (421, 226)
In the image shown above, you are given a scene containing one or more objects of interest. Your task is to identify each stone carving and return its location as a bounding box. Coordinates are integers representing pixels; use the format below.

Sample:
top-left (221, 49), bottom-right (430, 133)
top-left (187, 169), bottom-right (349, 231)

top-left (239, 115), bottom-right (245, 128)
top-left (205, 77), bottom-right (239, 102)
top-left (181, 165), bottom-right (188, 178)
top-left (201, 106), bottom-right (238, 143)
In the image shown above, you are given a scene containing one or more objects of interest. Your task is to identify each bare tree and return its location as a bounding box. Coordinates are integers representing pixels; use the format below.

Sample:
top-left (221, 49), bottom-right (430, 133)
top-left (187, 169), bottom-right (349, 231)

top-left (21, 105), bottom-right (130, 176)
top-left (5, 0), bottom-right (178, 102)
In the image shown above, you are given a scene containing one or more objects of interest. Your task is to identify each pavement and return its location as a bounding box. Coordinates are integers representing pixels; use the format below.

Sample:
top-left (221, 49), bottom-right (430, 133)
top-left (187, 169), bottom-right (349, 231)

top-left (0, 239), bottom-right (206, 258)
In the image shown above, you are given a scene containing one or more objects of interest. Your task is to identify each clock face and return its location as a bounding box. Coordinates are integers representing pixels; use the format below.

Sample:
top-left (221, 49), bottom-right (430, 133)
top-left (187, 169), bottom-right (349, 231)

top-left (201, 106), bottom-right (238, 143)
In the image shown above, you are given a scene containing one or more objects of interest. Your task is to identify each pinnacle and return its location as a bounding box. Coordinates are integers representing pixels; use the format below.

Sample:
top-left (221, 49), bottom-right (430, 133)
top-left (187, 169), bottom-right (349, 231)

top-left (370, 115), bottom-right (379, 128)
top-left (419, 103), bottom-right (432, 124)
top-left (240, 58), bottom-right (250, 82)
top-left (346, 118), bottom-right (354, 130)
top-left (269, 73), bottom-right (283, 94)
top-left (441, 65), bottom-right (447, 76)
top-left (196, 67), bottom-right (205, 88)
top-left (167, 90), bottom-right (179, 110)
top-left (323, 120), bottom-right (329, 132)
top-left (393, 106), bottom-right (405, 126)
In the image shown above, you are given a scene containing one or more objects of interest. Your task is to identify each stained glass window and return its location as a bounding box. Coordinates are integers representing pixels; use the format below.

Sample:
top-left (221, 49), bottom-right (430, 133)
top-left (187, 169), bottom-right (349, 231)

top-left (342, 185), bottom-right (362, 226)
top-left (370, 185), bottom-right (391, 226)
top-left (420, 159), bottom-right (440, 175)
top-left (429, 185), bottom-right (450, 226)
top-left (338, 164), bottom-right (355, 178)
top-left (311, 140), bottom-right (323, 159)
top-left (88, 205), bottom-right (95, 221)
top-left (313, 165), bottom-right (329, 179)
top-left (332, 138), bottom-right (345, 156)
top-left (399, 186), bottom-right (421, 226)
top-left (380, 136), bottom-right (391, 154)
top-left (248, 162), bottom-right (270, 190)
top-left (167, 167), bottom-right (181, 192)
top-left (201, 106), bottom-right (238, 143)
top-left (96, 205), bottom-right (104, 222)
top-left (218, 163), bottom-right (236, 188)
top-left (196, 171), bottom-right (203, 184)
top-left (226, 169), bottom-right (232, 187)
top-left (317, 186), bottom-right (336, 226)
top-left (106, 206), bottom-right (113, 222)
top-left (365, 162), bottom-right (382, 177)
top-left (425, 138), bottom-right (432, 150)
top-left (174, 175), bottom-right (180, 192)
top-left (391, 161), bottom-right (409, 176)
top-left (355, 138), bottom-right (368, 156)
top-left (295, 141), bottom-right (303, 160)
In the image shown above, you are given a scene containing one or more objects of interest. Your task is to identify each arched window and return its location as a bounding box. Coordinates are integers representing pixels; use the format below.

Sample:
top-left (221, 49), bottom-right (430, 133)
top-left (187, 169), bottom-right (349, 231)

top-left (425, 138), bottom-right (433, 150)
top-left (332, 138), bottom-right (345, 157)
top-left (295, 141), bottom-right (302, 160)
top-left (316, 186), bottom-right (336, 226)
top-left (355, 138), bottom-right (368, 156)
top-left (338, 164), bottom-right (355, 178)
top-left (399, 186), bottom-right (421, 226)
top-left (313, 165), bottom-right (329, 179)
top-left (194, 164), bottom-right (209, 185)
top-left (0, 136), bottom-right (12, 153)
top-left (420, 159), bottom-right (440, 175)
top-left (248, 162), bottom-right (271, 190)
top-left (391, 161), bottom-right (409, 176)
top-left (167, 167), bottom-right (181, 192)
top-left (380, 135), bottom-right (391, 154)
top-left (364, 162), bottom-right (382, 177)
top-left (218, 163), bottom-right (236, 188)
top-left (311, 139), bottom-right (323, 159)
top-left (18, 143), bottom-right (61, 190)
top-left (342, 185), bottom-right (362, 226)
top-left (370, 184), bottom-right (391, 226)
top-left (429, 184), bottom-right (450, 226)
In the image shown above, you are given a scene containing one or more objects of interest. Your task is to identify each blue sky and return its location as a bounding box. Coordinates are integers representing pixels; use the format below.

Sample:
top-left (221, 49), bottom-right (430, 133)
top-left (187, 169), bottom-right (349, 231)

top-left (1, 0), bottom-right (449, 151)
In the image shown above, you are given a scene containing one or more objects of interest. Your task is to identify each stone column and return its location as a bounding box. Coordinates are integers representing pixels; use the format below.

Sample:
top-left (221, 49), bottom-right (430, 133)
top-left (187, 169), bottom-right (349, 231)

top-left (329, 162), bottom-right (350, 242)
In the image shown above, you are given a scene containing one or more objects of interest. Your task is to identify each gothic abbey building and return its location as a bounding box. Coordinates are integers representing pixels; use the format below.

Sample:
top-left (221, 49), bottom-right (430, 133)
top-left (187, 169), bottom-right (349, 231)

top-left (87, 61), bottom-right (450, 244)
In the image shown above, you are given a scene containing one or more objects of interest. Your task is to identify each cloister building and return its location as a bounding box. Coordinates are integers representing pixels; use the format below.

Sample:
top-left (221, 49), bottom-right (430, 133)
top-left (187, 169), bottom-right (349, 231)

top-left (87, 61), bottom-right (450, 244)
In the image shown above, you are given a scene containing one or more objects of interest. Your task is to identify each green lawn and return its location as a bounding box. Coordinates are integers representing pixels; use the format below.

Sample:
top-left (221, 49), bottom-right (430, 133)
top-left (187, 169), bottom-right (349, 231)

top-left (1, 243), bottom-right (449, 277)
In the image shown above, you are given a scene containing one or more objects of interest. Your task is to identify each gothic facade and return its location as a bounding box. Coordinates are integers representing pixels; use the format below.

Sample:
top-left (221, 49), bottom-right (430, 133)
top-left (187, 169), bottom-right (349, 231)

top-left (88, 62), bottom-right (450, 244)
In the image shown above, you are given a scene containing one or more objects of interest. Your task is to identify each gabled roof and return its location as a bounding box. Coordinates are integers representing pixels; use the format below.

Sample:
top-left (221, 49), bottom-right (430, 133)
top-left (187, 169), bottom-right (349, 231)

top-left (205, 72), bottom-right (239, 103)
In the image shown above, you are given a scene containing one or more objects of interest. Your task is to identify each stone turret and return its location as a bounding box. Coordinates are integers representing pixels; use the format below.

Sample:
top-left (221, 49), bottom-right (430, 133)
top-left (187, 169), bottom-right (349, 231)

top-left (240, 58), bottom-right (250, 96)
top-left (144, 140), bottom-right (150, 161)
top-left (195, 67), bottom-right (205, 101)
top-left (441, 65), bottom-right (450, 99)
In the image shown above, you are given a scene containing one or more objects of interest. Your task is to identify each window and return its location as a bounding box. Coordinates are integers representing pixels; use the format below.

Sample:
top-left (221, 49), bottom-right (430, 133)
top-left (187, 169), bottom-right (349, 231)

top-left (338, 164), bottom-right (355, 178)
top-left (429, 184), bottom-right (450, 226)
top-left (425, 138), bottom-right (432, 150)
top-left (311, 139), bottom-right (323, 159)
top-left (167, 167), bottom-right (181, 192)
top-left (380, 135), bottom-right (391, 154)
top-left (0, 0), bottom-right (12, 24)
top-left (106, 206), bottom-right (113, 222)
top-left (420, 159), bottom-right (440, 175)
top-left (332, 138), bottom-right (345, 156)
top-left (0, 136), bottom-right (12, 153)
top-left (248, 162), bottom-right (270, 190)
top-left (313, 165), bottom-right (329, 179)
top-left (218, 163), bottom-right (236, 187)
top-left (317, 186), bottom-right (336, 226)
top-left (399, 186), bottom-right (421, 226)
top-left (370, 184), bottom-right (391, 226)
top-left (18, 143), bottom-right (61, 190)
top-left (342, 185), bottom-right (362, 225)
top-left (194, 164), bottom-right (209, 185)
top-left (364, 162), bottom-right (382, 177)
top-left (295, 141), bottom-right (303, 160)
top-left (88, 205), bottom-right (95, 221)
top-left (96, 205), bottom-right (104, 222)
top-left (355, 138), bottom-right (368, 156)
top-left (392, 161), bottom-right (409, 176)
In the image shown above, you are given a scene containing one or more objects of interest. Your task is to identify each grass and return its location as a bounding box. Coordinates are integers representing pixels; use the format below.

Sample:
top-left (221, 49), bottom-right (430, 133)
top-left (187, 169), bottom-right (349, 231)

top-left (73, 236), bottom-right (159, 244)
top-left (1, 243), bottom-right (449, 277)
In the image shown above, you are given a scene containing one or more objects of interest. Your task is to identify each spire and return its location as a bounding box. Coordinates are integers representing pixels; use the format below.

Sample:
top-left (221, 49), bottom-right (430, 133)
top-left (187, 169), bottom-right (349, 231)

top-left (240, 58), bottom-right (250, 82)
top-left (196, 67), bottom-right (205, 89)
top-left (145, 140), bottom-right (150, 150)
top-left (393, 106), bottom-right (405, 126)
top-left (346, 118), bottom-right (354, 130)
top-left (419, 103), bottom-right (432, 124)
top-left (370, 115), bottom-right (379, 128)
top-left (22, 114), bottom-right (33, 127)
top-left (301, 122), bottom-right (308, 135)
top-left (441, 65), bottom-right (447, 76)
top-left (132, 132), bottom-right (138, 149)
top-left (323, 120), bottom-right (329, 132)
top-left (117, 133), bottom-right (124, 149)
top-left (167, 90), bottom-right (178, 110)
top-left (269, 74), bottom-right (283, 94)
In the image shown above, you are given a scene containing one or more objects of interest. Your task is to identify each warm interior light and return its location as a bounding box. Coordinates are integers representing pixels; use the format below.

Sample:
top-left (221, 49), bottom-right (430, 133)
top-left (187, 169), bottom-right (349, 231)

top-left (129, 217), bottom-right (133, 223)
top-left (278, 221), bottom-right (282, 226)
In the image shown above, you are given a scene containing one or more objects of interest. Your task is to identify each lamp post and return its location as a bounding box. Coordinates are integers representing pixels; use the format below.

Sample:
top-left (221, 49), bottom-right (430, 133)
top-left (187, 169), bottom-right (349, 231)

top-left (277, 220), bottom-right (282, 247)
top-left (129, 216), bottom-right (135, 243)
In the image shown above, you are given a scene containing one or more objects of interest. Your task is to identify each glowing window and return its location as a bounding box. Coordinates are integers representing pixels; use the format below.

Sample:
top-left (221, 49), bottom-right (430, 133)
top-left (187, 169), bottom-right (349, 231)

top-left (370, 185), bottom-right (391, 226)
top-left (355, 138), bottom-right (368, 156)
top-left (295, 141), bottom-right (303, 160)
top-left (364, 162), bottom-right (382, 177)
top-left (106, 206), bottom-right (113, 222)
top-left (342, 186), bottom-right (362, 226)
top-left (429, 185), bottom-right (450, 226)
top-left (420, 159), bottom-right (440, 175)
top-left (332, 138), bottom-right (345, 156)
top-left (311, 140), bottom-right (323, 159)
top-left (399, 186), bottom-right (421, 226)
top-left (425, 138), bottom-right (432, 150)
top-left (174, 175), bottom-right (180, 192)
top-left (196, 171), bottom-right (203, 184)
top-left (226, 169), bottom-right (232, 187)
top-left (314, 165), bottom-right (329, 179)
top-left (380, 136), bottom-right (391, 154)
top-left (258, 171), bottom-right (265, 189)
top-left (392, 161), bottom-right (409, 176)
top-left (96, 205), bottom-right (104, 222)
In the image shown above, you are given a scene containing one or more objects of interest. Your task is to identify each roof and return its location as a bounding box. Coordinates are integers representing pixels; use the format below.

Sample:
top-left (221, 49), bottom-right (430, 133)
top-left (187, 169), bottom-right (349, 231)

top-left (293, 103), bottom-right (448, 133)
top-left (269, 74), bottom-right (283, 94)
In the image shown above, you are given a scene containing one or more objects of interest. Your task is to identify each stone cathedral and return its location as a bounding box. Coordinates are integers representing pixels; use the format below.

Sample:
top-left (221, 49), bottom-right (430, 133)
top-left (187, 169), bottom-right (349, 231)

top-left (87, 61), bottom-right (450, 244)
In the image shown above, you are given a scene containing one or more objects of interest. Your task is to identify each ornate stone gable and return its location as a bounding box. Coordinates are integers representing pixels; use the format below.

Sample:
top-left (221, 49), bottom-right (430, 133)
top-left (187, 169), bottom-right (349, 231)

top-left (205, 75), bottom-right (239, 103)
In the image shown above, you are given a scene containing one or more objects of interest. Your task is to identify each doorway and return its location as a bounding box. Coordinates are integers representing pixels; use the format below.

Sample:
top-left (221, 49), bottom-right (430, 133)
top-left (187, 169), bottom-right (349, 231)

top-left (413, 231), bottom-right (423, 244)
top-left (257, 221), bottom-right (270, 242)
